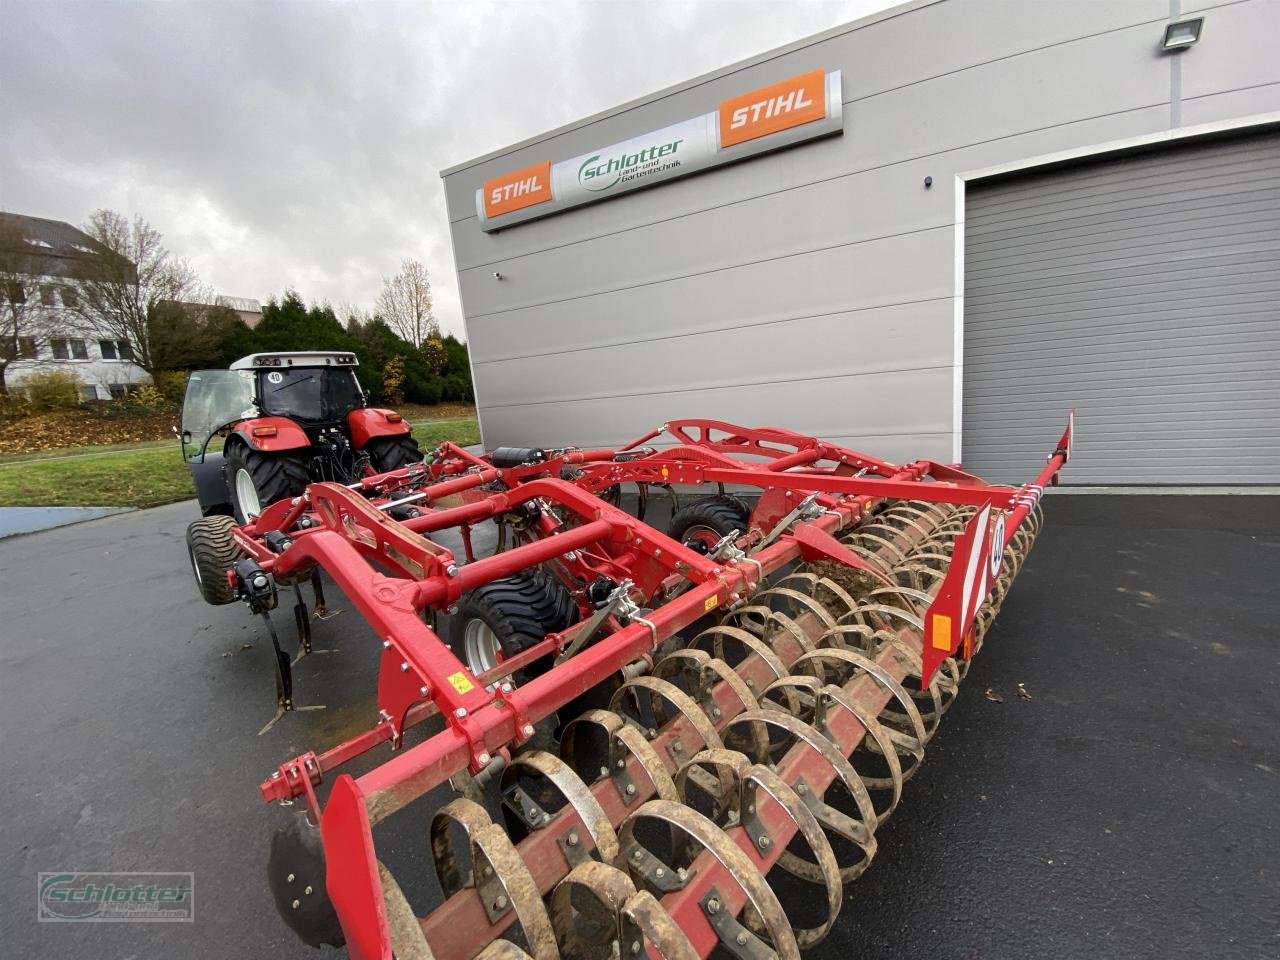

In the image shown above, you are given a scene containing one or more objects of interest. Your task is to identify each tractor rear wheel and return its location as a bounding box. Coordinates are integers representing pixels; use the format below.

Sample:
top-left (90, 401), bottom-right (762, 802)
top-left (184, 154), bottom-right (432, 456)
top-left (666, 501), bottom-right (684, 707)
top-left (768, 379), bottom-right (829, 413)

top-left (365, 435), bottom-right (424, 473)
top-left (668, 494), bottom-right (752, 553)
top-left (186, 514), bottom-right (242, 605)
top-left (226, 441), bottom-right (309, 524)
top-left (448, 569), bottom-right (577, 684)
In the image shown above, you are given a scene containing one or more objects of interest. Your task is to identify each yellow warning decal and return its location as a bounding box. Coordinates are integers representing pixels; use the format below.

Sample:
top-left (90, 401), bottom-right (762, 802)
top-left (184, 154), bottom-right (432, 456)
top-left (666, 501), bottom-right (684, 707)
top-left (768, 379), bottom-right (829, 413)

top-left (704, 594), bottom-right (719, 613)
top-left (447, 671), bottom-right (475, 694)
top-left (661, 467), bottom-right (670, 479)
top-left (930, 613), bottom-right (953, 651)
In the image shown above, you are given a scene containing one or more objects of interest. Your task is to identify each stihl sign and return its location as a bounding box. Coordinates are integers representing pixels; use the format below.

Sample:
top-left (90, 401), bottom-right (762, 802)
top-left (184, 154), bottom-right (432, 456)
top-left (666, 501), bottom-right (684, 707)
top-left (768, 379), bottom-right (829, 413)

top-left (719, 69), bottom-right (827, 148)
top-left (482, 161), bottom-right (552, 219)
top-left (474, 69), bottom-right (843, 231)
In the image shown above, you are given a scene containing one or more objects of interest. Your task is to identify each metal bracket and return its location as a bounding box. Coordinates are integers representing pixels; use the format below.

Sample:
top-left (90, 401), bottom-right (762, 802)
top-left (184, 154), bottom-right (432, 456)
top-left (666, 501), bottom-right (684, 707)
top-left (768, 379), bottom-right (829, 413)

top-left (557, 578), bottom-right (633, 664)
top-left (556, 826), bottom-right (591, 869)
top-left (474, 856), bottom-right (514, 925)
top-left (700, 886), bottom-right (773, 960)
top-left (502, 783), bottom-right (550, 830)
top-left (609, 745), bottom-right (639, 804)
top-left (622, 840), bottom-right (687, 894)
top-left (739, 782), bottom-right (773, 856)
top-left (756, 492), bottom-right (821, 550)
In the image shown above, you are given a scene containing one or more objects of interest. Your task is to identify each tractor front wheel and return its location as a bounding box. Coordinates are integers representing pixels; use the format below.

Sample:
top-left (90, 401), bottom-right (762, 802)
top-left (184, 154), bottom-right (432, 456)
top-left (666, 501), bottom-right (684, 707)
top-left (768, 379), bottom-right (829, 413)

top-left (186, 515), bottom-right (242, 605)
top-left (365, 435), bottom-right (424, 473)
top-left (225, 441), bottom-right (310, 525)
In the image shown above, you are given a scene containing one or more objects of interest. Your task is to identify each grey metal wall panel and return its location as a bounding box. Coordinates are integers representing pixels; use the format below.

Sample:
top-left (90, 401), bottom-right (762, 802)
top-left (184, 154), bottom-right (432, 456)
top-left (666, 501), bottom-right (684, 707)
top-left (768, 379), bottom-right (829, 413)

top-left (442, 0), bottom-right (1280, 458)
top-left (474, 299), bottom-right (953, 408)
top-left (962, 130), bottom-right (1280, 484)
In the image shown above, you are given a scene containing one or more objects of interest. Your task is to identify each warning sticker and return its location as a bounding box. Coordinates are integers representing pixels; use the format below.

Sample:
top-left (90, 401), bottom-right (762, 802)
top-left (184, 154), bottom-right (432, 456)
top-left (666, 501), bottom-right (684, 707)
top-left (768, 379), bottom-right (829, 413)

top-left (704, 595), bottom-right (719, 613)
top-left (447, 671), bottom-right (475, 694)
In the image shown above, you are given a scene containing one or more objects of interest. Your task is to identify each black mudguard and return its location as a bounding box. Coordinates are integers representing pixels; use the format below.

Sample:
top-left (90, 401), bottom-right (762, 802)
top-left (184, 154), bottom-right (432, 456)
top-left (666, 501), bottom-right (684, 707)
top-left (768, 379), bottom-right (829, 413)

top-left (189, 452), bottom-right (233, 517)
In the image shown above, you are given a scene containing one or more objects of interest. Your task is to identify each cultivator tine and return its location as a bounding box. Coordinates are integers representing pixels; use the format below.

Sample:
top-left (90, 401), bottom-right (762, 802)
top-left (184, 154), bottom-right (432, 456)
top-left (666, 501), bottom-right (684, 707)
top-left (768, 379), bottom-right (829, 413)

top-left (239, 415), bottom-right (1068, 957)
top-left (291, 580), bottom-right (335, 663)
top-left (257, 609), bottom-right (325, 736)
top-left (310, 568), bottom-right (338, 621)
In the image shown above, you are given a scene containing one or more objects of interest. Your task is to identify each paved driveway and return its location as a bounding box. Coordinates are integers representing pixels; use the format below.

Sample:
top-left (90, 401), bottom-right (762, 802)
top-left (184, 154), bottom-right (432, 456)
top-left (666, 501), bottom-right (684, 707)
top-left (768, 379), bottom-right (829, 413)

top-left (0, 496), bottom-right (1275, 958)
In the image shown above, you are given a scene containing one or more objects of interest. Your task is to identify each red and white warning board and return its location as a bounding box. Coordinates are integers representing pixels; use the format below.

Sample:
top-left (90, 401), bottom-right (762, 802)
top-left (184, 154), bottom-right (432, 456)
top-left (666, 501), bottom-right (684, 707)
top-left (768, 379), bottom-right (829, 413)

top-left (921, 502), bottom-right (1007, 685)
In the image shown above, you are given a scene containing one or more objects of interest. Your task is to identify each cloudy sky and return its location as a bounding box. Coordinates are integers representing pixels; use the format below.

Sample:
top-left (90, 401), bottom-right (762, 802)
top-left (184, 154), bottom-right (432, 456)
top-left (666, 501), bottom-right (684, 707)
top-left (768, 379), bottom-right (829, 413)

top-left (0, 0), bottom-right (890, 337)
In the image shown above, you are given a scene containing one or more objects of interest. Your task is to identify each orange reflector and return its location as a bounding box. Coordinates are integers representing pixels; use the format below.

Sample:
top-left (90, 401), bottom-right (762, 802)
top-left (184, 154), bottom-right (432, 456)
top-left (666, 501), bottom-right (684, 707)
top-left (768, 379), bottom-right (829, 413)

top-left (385, 412), bottom-right (402, 423)
top-left (930, 613), bottom-right (953, 651)
top-left (252, 426), bottom-right (278, 437)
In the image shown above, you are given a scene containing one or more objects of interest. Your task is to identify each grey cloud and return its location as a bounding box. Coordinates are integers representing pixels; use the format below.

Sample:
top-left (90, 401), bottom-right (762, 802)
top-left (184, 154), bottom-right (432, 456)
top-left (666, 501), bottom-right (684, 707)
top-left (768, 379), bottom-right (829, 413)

top-left (1, 0), bottom-right (882, 337)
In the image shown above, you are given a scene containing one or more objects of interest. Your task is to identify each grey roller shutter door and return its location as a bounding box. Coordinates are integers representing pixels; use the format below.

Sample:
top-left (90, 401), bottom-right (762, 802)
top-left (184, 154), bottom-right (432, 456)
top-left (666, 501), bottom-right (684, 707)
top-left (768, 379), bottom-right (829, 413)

top-left (962, 129), bottom-right (1280, 485)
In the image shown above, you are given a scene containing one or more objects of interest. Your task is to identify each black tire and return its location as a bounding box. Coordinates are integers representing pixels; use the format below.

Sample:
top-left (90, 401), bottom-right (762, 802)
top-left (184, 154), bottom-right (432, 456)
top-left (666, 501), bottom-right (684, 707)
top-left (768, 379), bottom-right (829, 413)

top-left (365, 434), bottom-right (424, 473)
top-left (448, 569), bottom-right (577, 682)
top-left (225, 440), bottom-right (310, 525)
top-left (668, 495), bottom-right (752, 552)
top-left (186, 515), bottom-right (243, 605)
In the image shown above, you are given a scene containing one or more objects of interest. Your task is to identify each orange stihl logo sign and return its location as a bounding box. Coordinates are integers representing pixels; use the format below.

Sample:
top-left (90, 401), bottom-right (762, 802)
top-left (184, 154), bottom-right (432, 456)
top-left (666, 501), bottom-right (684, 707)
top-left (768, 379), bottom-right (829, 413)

top-left (719, 69), bottom-right (827, 148)
top-left (483, 161), bottom-right (552, 218)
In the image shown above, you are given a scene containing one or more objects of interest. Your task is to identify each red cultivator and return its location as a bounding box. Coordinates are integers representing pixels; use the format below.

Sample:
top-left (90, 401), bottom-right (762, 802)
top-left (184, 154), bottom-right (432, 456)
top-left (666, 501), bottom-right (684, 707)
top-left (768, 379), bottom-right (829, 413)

top-left (194, 415), bottom-right (1072, 959)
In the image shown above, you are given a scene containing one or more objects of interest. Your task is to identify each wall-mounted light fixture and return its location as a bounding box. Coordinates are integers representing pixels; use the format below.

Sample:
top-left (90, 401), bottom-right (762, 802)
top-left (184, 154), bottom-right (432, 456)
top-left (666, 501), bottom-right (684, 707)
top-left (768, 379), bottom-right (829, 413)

top-left (1162, 17), bottom-right (1204, 52)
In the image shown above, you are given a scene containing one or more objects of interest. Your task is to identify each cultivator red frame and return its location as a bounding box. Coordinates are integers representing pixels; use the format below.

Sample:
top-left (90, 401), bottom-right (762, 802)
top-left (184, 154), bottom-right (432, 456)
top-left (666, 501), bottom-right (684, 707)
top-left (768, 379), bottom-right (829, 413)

top-left (233, 415), bottom-right (1072, 960)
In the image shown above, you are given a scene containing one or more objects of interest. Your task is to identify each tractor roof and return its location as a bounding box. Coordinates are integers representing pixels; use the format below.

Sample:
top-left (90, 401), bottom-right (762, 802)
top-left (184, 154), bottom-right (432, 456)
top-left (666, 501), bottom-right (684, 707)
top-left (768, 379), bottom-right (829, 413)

top-left (230, 351), bottom-right (359, 370)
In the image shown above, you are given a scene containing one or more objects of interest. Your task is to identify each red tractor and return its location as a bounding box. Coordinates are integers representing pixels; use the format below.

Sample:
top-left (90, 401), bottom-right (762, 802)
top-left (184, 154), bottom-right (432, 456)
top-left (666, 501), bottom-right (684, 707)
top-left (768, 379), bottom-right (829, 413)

top-left (179, 351), bottom-right (423, 525)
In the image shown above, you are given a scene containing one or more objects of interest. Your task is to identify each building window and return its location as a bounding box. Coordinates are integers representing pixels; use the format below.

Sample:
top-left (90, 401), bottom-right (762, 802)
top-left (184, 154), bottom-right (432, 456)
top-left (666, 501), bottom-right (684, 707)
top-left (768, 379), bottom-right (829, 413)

top-left (108, 384), bottom-right (128, 400)
top-left (18, 337), bottom-right (38, 360)
top-left (79, 385), bottom-right (99, 402)
top-left (60, 285), bottom-right (78, 308)
top-left (100, 339), bottom-right (118, 360)
top-left (51, 338), bottom-right (88, 360)
top-left (117, 340), bottom-right (134, 362)
top-left (40, 285), bottom-right (56, 306)
top-left (4, 282), bottom-right (25, 304)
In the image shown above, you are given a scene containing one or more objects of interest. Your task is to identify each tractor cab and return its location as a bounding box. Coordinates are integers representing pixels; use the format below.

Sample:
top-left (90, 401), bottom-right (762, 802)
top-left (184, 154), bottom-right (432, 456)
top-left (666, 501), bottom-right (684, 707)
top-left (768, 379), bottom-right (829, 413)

top-left (230, 352), bottom-right (366, 430)
top-left (180, 352), bottom-right (422, 521)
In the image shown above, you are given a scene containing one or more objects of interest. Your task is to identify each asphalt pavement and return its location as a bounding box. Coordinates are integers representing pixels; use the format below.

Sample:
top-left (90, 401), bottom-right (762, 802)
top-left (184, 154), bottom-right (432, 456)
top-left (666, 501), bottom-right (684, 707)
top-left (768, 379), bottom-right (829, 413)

top-left (0, 495), bottom-right (1276, 958)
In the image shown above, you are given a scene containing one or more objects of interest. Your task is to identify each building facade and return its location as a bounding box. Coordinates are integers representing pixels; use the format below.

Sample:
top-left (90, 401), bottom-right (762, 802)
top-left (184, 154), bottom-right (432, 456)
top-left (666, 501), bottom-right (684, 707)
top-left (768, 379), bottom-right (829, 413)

top-left (1, 212), bottom-right (149, 400)
top-left (441, 0), bottom-right (1280, 484)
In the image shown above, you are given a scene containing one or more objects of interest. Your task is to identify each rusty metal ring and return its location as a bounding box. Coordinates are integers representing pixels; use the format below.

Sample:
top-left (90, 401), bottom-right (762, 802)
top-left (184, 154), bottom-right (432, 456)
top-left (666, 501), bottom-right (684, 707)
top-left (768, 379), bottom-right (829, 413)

top-left (754, 586), bottom-right (838, 631)
top-left (610, 676), bottom-right (724, 763)
top-left (429, 798), bottom-right (558, 960)
top-left (692, 625), bottom-right (790, 696)
top-left (377, 861), bottom-right (435, 960)
top-left (559, 708), bottom-right (679, 805)
top-left (722, 708), bottom-right (878, 882)
top-left (620, 890), bottom-right (699, 960)
top-left (500, 750), bottom-right (620, 864)
top-left (619, 799), bottom-right (801, 960)
top-left (759, 676), bottom-right (903, 825)
top-left (677, 748), bottom-right (843, 949)
top-left (549, 860), bottom-right (636, 959)
top-left (652, 648), bottom-right (758, 721)
top-left (792, 643), bottom-right (928, 773)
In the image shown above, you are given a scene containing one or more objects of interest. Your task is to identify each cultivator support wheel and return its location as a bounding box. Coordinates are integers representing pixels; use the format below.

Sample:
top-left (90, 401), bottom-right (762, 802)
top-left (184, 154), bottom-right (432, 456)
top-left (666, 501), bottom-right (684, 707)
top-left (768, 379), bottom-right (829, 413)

top-left (210, 412), bottom-right (1073, 959)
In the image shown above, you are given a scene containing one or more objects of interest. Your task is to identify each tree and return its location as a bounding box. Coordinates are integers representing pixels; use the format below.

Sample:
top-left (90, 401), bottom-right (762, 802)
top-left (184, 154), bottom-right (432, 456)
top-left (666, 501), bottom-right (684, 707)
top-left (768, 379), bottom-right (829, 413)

top-left (68, 209), bottom-right (199, 374)
top-left (376, 259), bottom-right (436, 347)
top-left (0, 220), bottom-right (52, 397)
top-left (148, 300), bottom-right (247, 371)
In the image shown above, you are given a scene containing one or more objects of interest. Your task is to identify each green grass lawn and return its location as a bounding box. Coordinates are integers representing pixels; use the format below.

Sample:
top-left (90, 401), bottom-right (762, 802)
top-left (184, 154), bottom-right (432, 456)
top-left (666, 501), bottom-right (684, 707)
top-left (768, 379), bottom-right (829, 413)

top-left (0, 416), bottom-right (481, 509)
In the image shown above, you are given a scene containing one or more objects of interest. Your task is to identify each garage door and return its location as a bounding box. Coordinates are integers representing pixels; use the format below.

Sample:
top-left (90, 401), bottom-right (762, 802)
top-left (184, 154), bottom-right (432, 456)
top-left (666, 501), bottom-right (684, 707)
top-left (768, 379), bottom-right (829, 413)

top-left (962, 128), bottom-right (1280, 484)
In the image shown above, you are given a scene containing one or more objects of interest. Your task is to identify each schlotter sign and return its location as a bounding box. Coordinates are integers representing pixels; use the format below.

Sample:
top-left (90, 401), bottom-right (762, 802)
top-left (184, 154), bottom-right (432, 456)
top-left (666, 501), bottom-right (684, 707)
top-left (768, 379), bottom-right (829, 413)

top-left (476, 69), bottom-right (843, 231)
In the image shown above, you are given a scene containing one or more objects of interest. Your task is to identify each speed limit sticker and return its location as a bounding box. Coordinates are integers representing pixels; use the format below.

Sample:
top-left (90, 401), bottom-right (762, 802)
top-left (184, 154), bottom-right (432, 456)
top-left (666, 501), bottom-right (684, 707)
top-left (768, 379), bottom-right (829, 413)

top-left (267, 371), bottom-right (283, 384)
